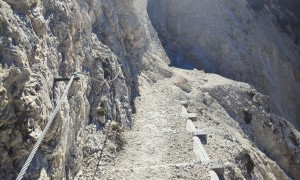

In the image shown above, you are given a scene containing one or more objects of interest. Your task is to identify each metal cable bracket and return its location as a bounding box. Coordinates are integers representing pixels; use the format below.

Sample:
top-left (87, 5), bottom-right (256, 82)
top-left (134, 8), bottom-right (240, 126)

top-left (16, 75), bottom-right (76, 180)
top-left (16, 64), bottom-right (123, 179)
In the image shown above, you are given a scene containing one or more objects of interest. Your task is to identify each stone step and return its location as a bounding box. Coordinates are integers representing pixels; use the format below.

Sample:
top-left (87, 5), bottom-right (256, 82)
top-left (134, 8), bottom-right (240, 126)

top-left (181, 106), bottom-right (188, 115)
top-left (186, 120), bottom-right (207, 143)
top-left (202, 159), bottom-right (224, 176)
top-left (180, 100), bottom-right (188, 107)
top-left (193, 137), bottom-right (221, 179)
top-left (193, 136), bottom-right (209, 161)
top-left (181, 106), bottom-right (198, 121)
top-left (186, 113), bottom-right (198, 121)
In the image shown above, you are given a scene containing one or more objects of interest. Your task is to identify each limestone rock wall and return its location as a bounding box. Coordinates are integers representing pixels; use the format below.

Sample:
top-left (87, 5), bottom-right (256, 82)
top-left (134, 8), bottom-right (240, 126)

top-left (199, 79), bottom-right (300, 179)
top-left (148, 0), bottom-right (300, 129)
top-left (0, 0), bottom-right (170, 179)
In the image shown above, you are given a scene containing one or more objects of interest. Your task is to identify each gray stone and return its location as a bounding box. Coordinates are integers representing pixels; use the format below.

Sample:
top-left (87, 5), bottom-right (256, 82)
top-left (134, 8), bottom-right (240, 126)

top-left (202, 159), bottom-right (224, 176)
top-left (180, 101), bottom-right (188, 108)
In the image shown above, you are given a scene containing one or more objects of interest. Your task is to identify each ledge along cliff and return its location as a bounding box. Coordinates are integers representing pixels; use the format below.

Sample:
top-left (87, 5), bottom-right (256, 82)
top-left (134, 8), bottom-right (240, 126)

top-left (0, 0), bottom-right (299, 179)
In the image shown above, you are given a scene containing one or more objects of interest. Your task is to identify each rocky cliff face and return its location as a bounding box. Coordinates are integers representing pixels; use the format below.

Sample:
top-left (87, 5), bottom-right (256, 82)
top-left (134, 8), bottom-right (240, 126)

top-left (0, 0), bottom-right (299, 179)
top-left (0, 0), bottom-right (170, 179)
top-left (148, 0), bottom-right (300, 129)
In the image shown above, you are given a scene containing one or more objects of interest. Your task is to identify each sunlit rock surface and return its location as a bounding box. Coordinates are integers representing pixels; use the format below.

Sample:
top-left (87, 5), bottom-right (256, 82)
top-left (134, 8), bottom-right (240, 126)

top-left (148, 0), bottom-right (300, 130)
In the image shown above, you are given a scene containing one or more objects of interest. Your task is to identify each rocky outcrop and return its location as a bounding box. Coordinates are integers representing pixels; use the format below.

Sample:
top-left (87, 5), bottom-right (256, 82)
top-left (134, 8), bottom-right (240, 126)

top-left (247, 0), bottom-right (300, 43)
top-left (265, 0), bottom-right (300, 44)
top-left (198, 76), bottom-right (300, 179)
top-left (148, 0), bottom-right (300, 130)
top-left (1, 0), bottom-right (299, 179)
top-left (0, 0), bottom-right (170, 179)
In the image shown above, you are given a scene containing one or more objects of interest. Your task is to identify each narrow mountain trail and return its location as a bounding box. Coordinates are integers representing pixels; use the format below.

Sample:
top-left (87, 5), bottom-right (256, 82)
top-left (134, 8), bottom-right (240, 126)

top-left (95, 68), bottom-right (292, 180)
top-left (99, 71), bottom-right (209, 179)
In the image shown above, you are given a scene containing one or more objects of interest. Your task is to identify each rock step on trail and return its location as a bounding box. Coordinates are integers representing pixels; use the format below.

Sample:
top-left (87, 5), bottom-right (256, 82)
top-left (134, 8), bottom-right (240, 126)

top-left (98, 79), bottom-right (210, 179)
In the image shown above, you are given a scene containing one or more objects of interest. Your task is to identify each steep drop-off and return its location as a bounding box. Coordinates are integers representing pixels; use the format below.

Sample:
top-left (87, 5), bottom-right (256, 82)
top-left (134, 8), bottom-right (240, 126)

top-left (148, 0), bottom-right (300, 129)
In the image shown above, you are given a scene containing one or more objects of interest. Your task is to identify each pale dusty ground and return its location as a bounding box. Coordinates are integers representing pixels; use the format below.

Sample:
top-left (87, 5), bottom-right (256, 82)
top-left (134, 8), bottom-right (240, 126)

top-left (97, 68), bottom-right (210, 180)
top-left (94, 67), bottom-right (293, 180)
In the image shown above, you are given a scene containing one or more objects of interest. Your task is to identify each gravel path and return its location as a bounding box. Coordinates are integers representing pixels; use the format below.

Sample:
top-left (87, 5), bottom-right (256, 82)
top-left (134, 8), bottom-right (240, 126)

top-left (94, 68), bottom-right (293, 179)
top-left (99, 77), bottom-right (209, 179)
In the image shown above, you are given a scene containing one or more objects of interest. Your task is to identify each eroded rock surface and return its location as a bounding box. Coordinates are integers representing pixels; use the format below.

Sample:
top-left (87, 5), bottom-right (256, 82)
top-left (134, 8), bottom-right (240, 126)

top-left (0, 0), bottom-right (169, 179)
top-left (100, 67), bottom-right (300, 179)
top-left (0, 0), bottom-right (299, 179)
top-left (148, 0), bottom-right (300, 129)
